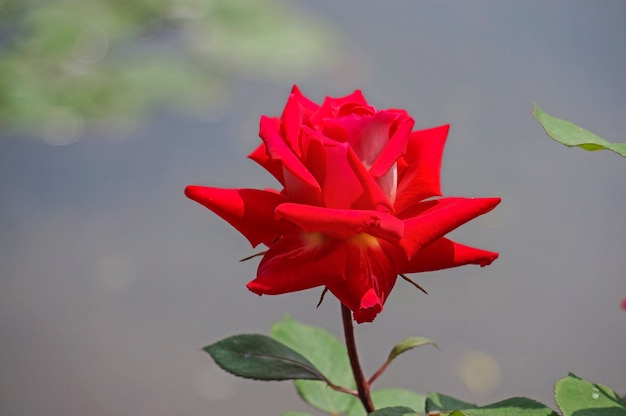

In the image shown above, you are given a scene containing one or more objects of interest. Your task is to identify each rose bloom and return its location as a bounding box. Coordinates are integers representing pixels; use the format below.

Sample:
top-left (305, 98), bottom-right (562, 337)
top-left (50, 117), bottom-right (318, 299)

top-left (186, 86), bottom-right (500, 323)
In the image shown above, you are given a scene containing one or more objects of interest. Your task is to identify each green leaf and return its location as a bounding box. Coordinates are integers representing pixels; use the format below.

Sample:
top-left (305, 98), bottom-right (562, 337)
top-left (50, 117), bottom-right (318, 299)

top-left (367, 406), bottom-right (417, 416)
top-left (271, 315), bottom-right (356, 414)
top-left (204, 334), bottom-right (325, 381)
top-left (554, 373), bottom-right (626, 416)
top-left (533, 103), bottom-right (626, 158)
top-left (348, 389), bottom-right (426, 416)
top-left (426, 393), bottom-right (557, 416)
top-left (388, 337), bottom-right (438, 362)
top-left (426, 393), bottom-right (478, 412)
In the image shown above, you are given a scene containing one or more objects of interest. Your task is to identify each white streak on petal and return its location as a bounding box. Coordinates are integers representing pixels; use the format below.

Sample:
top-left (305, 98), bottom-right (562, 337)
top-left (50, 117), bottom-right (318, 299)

top-left (375, 162), bottom-right (397, 204)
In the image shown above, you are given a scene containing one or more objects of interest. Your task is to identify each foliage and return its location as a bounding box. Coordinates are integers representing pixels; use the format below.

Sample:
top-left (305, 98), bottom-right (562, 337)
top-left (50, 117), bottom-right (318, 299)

top-left (272, 315), bottom-right (356, 414)
top-left (533, 104), bottom-right (626, 158)
top-left (204, 316), bottom-right (625, 416)
top-left (0, 0), bottom-right (336, 141)
top-left (204, 333), bottom-right (325, 381)
top-left (554, 373), bottom-right (626, 416)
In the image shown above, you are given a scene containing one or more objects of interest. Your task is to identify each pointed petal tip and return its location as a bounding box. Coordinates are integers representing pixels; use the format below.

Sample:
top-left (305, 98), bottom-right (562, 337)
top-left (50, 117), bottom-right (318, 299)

top-left (247, 281), bottom-right (265, 296)
top-left (479, 251), bottom-right (499, 267)
top-left (184, 185), bottom-right (204, 202)
top-left (475, 196), bottom-right (502, 208)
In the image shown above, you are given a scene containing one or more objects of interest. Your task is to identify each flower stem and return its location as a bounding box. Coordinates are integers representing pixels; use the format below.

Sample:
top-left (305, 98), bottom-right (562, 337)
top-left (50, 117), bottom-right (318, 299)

top-left (341, 304), bottom-right (375, 413)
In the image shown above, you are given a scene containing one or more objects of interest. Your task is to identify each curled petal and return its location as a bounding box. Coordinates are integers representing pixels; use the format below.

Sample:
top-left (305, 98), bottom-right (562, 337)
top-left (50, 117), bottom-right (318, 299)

top-left (248, 233), bottom-right (343, 295)
top-left (301, 129), bottom-right (392, 210)
top-left (326, 238), bottom-right (401, 323)
top-left (301, 134), bottom-right (366, 209)
top-left (323, 111), bottom-right (401, 169)
top-left (248, 143), bottom-right (285, 186)
top-left (280, 85), bottom-right (319, 155)
top-left (395, 125), bottom-right (449, 215)
top-left (276, 203), bottom-right (404, 242)
top-left (249, 233), bottom-right (400, 323)
top-left (369, 110), bottom-right (414, 179)
top-left (368, 112), bottom-right (413, 204)
top-left (185, 186), bottom-right (298, 247)
top-left (259, 116), bottom-right (323, 205)
top-left (402, 237), bottom-right (499, 273)
top-left (400, 197), bottom-right (501, 258)
top-left (322, 111), bottom-right (411, 204)
top-left (309, 90), bottom-right (368, 127)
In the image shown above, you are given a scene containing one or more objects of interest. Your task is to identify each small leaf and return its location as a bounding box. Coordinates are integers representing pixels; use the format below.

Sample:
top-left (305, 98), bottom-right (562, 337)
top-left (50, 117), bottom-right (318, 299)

top-left (272, 315), bottom-right (356, 414)
top-left (426, 393), bottom-right (478, 412)
top-left (348, 389), bottom-right (426, 416)
top-left (554, 373), bottom-right (626, 416)
top-left (204, 334), bottom-right (325, 381)
top-left (367, 406), bottom-right (417, 416)
top-left (426, 394), bottom-right (557, 416)
top-left (533, 103), bottom-right (626, 158)
top-left (388, 337), bottom-right (439, 362)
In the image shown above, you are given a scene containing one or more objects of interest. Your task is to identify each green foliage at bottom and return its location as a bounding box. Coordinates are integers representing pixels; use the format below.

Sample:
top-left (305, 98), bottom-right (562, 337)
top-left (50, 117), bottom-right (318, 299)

top-left (348, 389), bottom-right (425, 416)
top-left (367, 406), bottom-right (417, 416)
top-left (272, 315), bottom-right (356, 414)
top-left (554, 373), bottom-right (626, 416)
top-left (425, 393), bottom-right (557, 416)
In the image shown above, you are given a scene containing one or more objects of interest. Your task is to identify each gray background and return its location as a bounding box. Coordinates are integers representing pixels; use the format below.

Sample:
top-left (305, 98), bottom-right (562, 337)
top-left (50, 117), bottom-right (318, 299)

top-left (1, 1), bottom-right (625, 415)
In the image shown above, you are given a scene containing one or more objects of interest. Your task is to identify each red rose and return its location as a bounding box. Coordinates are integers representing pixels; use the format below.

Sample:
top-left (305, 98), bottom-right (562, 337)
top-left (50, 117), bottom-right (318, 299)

top-left (186, 86), bottom-right (500, 323)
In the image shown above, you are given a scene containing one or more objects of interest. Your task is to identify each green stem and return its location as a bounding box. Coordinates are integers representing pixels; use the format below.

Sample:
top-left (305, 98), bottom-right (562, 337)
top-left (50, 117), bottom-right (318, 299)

top-left (341, 304), bottom-right (375, 413)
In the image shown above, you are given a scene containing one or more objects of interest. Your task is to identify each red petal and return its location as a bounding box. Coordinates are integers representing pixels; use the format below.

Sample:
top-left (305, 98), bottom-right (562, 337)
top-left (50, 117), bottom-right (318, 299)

top-left (345, 148), bottom-right (394, 211)
top-left (248, 233), bottom-right (342, 295)
top-left (275, 203), bottom-right (404, 243)
top-left (326, 239), bottom-right (401, 323)
top-left (300, 129), bottom-right (391, 210)
top-left (309, 90), bottom-right (368, 127)
top-left (185, 186), bottom-right (298, 247)
top-left (323, 111), bottom-right (400, 167)
top-left (395, 125), bottom-right (449, 215)
top-left (322, 110), bottom-right (412, 204)
top-left (248, 143), bottom-right (285, 186)
top-left (290, 85), bottom-right (318, 112)
top-left (300, 133), bottom-right (363, 209)
top-left (259, 116), bottom-right (323, 205)
top-left (249, 233), bottom-right (400, 324)
top-left (369, 110), bottom-right (414, 180)
top-left (402, 238), bottom-right (499, 273)
top-left (280, 85), bottom-right (319, 156)
top-left (400, 197), bottom-right (501, 258)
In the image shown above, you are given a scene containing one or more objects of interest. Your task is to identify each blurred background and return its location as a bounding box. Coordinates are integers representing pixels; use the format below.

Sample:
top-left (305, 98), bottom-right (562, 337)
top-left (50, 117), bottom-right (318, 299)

top-left (1, 1), bottom-right (625, 415)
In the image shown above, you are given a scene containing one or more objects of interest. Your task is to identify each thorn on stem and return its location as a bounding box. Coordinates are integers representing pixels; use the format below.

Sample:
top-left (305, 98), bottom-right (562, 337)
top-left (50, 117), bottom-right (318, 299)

top-left (239, 251), bottom-right (267, 262)
top-left (317, 287), bottom-right (329, 308)
top-left (399, 273), bottom-right (428, 294)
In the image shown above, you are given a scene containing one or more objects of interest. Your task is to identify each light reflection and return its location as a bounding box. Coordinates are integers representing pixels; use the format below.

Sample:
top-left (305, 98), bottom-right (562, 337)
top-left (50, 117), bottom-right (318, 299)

top-left (457, 350), bottom-right (501, 395)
